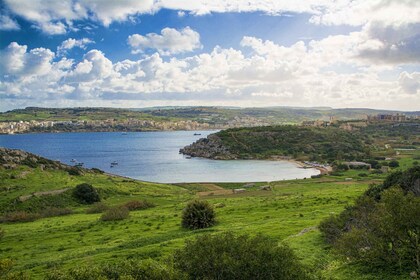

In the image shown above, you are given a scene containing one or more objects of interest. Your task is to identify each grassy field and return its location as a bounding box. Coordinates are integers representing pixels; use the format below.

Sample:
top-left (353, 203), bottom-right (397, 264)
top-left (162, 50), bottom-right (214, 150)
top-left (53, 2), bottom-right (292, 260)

top-left (2, 159), bottom-right (410, 279)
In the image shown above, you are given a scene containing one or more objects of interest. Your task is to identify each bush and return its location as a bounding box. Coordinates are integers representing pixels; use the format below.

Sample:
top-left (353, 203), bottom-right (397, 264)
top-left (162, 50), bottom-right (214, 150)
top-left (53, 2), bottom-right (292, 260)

top-left (173, 232), bottom-right (312, 280)
top-left (45, 259), bottom-right (185, 280)
top-left (0, 211), bottom-right (40, 223)
top-left (320, 167), bottom-right (420, 273)
top-left (86, 202), bottom-right (109, 214)
top-left (388, 160), bottom-right (400, 168)
top-left (181, 200), bottom-right (216, 230)
top-left (40, 207), bottom-right (73, 218)
top-left (100, 206), bottom-right (129, 221)
top-left (123, 200), bottom-right (155, 211)
top-left (67, 167), bottom-right (82, 176)
top-left (73, 183), bottom-right (100, 204)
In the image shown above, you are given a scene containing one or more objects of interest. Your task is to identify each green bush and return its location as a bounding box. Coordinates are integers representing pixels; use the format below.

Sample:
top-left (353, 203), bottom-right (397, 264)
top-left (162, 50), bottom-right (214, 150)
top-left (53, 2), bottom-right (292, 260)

top-left (181, 200), bottom-right (215, 230)
top-left (173, 232), bottom-right (312, 280)
top-left (73, 183), bottom-right (100, 204)
top-left (45, 259), bottom-right (185, 280)
top-left (86, 202), bottom-right (109, 214)
top-left (67, 167), bottom-right (82, 176)
top-left (100, 206), bottom-right (129, 221)
top-left (123, 200), bottom-right (155, 211)
top-left (320, 166), bottom-right (420, 273)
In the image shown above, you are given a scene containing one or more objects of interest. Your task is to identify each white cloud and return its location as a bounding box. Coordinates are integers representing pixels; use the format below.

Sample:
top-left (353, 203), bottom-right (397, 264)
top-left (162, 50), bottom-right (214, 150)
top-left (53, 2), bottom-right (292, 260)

top-left (57, 38), bottom-right (95, 56)
top-left (1, 39), bottom-right (419, 111)
top-left (4, 0), bottom-right (419, 36)
top-left (127, 27), bottom-right (202, 55)
top-left (0, 14), bottom-right (20, 30)
top-left (398, 71), bottom-right (420, 95)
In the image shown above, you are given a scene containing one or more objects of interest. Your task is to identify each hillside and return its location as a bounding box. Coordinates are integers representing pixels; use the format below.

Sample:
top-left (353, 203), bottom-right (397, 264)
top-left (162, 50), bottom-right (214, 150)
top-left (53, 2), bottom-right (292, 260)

top-left (2, 147), bottom-right (416, 279)
top-left (180, 125), bottom-right (368, 162)
top-left (1, 106), bottom-right (419, 134)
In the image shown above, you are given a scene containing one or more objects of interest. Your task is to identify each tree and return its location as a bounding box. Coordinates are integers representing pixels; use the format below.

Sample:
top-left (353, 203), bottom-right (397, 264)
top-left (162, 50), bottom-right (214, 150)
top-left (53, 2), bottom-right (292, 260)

top-left (181, 200), bottom-right (215, 230)
top-left (173, 232), bottom-right (312, 280)
top-left (73, 183), bottom-right (100, 204)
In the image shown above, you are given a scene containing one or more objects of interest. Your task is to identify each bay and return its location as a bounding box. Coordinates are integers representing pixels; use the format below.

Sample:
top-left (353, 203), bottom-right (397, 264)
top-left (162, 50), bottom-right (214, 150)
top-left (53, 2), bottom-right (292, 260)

top-left (0, 131), bottom-right (319, 183)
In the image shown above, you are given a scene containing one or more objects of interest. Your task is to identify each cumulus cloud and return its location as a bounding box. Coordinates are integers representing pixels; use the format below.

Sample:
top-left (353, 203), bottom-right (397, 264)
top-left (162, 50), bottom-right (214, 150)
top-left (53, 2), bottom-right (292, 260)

top-left (1, 39), bottom-right (418, 111)
top-left (0, 14), bottom-right (20, 30)
top-left (57, 38), bottom-right (95, 56)
top-left (4, 0), bottom-right (419, 36)
top-left (398, 72), bottom-right (420, 94)
top-left (127, 27), bottom-right (201, 55)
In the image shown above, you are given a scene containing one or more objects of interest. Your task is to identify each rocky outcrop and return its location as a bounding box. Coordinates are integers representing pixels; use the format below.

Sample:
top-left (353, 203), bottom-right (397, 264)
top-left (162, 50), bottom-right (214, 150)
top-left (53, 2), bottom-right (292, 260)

top-left (0, 147), bottom-right (69, 170)
top-left (179, 134), bottom-right (237, 160)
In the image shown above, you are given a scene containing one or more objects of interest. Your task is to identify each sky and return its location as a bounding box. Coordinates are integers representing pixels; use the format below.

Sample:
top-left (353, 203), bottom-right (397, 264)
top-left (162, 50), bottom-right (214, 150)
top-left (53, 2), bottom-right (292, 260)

top-left (0, 0), bottom-right (419, 112)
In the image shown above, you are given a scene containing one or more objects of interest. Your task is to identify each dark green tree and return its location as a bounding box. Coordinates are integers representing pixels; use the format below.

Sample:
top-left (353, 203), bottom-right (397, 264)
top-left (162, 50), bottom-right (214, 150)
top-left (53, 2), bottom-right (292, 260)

top-left (73, 183), bottom-right (100, 204)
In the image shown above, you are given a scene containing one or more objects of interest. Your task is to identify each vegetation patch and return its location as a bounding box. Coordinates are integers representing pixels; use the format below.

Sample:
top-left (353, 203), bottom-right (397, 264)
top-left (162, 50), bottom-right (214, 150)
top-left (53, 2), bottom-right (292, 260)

top-left (123, 200), bottom-right (156, 211)
top-left (72, 183), bottom-right (100, 204)
top-left (100, 206), bottom-right (130, 221)
top-left (181, 200), bottom-right (216, 230)
top-left (173, 232), bottom-right (313, 280)
top-left (319, 166), bottom-right (420, 275)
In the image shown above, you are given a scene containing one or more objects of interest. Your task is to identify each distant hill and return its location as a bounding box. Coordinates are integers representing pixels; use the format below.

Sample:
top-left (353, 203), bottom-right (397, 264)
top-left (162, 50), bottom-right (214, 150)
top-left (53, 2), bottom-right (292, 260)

top-left (0, 107), bottom-right (418, 134)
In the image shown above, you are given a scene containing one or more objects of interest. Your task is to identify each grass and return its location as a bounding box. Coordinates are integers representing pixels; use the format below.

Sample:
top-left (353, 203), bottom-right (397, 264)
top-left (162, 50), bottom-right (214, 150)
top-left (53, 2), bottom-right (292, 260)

top-left (0, 152), bottom-right (416, 279)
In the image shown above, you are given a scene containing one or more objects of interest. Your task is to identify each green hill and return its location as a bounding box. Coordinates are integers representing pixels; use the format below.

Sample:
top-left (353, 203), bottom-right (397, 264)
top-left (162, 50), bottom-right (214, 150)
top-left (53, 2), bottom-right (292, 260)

top-left (181, 125), bottom-right (368, 162)
top-left (0, 147), bottom-right (417, 279)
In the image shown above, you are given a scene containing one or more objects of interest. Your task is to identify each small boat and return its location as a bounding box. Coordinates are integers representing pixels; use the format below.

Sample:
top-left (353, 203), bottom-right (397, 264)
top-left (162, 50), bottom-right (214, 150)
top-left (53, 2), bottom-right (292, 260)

top-left (193, 133), bottom-right (201, 136)
top-left (111, 161), bottom-right (118, 166)
top-left (70, 159), bottom-right (77, 162)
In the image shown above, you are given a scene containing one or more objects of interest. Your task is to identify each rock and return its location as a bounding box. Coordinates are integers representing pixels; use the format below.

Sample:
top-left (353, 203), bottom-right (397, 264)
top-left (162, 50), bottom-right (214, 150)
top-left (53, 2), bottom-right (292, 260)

top-left (410, 271), bottom-right (418, 278)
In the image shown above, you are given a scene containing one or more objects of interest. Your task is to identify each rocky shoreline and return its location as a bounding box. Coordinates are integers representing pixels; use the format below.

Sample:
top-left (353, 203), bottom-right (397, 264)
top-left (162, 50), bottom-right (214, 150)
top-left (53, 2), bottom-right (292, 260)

top-left (179, 134), bottom-right (330, 175)
top-left (179, 134), bottom-right (238, 160)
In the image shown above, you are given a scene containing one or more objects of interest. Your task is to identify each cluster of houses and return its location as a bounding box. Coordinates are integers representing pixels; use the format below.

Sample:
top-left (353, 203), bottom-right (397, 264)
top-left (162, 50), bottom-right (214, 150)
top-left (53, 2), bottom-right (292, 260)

top-left (301, 113), bottom-right (417, 131)
top-left (0, 116), bottom-right (271, 134)
top-left (0, 120), bottom-right (55, 134)
top-left (0, 119), bottom-right (219, 134)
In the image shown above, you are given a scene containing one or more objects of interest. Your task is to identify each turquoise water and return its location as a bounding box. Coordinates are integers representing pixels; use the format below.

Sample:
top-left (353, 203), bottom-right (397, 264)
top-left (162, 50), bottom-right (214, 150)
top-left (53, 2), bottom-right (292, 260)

top-left (0, 131), bottom-right (319, 183)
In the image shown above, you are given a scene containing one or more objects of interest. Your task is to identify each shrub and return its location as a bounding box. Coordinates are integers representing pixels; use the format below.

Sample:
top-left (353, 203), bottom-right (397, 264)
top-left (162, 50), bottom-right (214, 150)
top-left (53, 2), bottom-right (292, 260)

top-left (86, 202), bottom-right (109, 214)
top-left (173, 232), bottom-right (312, 280)
top-left (388, 160), bottom-right (400, 168)
top-left (123, 200), bottom-right (155, 211)
top-left (40, 207), bottom-right (73, 218)
top-left (73, 183), bottom-right (100, 204)
top-left (67, 167), bottom-right (82, 176)
top-left (100, 206), bottom-right (129, 221)
top-left (45, 259), bottom-right (185, 280)
top-left (320, 167), bottom-right (420, 274)
top-left (90, 168), bottom-right (104, 174)
top-left (181, 200), bottom-right (216, 230)
top-left (0, 211), bottom-right (40, 223)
